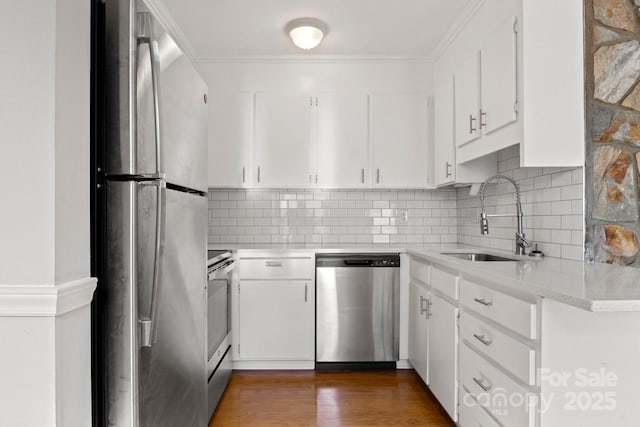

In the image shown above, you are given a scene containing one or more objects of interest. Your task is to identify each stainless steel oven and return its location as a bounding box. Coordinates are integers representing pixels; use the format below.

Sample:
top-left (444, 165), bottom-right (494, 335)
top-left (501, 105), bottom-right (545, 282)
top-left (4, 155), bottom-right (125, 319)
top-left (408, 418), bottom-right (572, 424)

top-left (206, 250), bottom-right (235, 418)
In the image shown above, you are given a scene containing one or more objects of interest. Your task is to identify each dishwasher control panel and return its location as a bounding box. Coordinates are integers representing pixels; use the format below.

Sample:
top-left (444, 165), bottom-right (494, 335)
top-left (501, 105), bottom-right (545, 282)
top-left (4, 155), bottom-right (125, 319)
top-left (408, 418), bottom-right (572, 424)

top-left (316, 254), bottom-right (401, 268)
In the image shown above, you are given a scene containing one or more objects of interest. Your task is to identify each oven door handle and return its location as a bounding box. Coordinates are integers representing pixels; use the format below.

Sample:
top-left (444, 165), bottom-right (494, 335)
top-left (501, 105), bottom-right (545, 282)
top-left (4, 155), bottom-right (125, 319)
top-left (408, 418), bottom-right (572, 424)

top-left (208, 260), bottom-right (236, 280)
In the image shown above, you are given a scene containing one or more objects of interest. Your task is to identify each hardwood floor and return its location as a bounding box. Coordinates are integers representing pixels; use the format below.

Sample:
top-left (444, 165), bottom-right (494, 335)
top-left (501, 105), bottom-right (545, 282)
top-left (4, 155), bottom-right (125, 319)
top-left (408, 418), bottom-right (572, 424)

top-left (209, 370), bottom-right (455, 426)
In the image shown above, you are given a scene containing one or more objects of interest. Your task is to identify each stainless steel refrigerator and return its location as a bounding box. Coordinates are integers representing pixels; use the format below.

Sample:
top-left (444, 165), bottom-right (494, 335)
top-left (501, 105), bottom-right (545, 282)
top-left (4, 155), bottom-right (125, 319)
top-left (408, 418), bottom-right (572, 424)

top-left (93, 0), bottom-right (208, 425)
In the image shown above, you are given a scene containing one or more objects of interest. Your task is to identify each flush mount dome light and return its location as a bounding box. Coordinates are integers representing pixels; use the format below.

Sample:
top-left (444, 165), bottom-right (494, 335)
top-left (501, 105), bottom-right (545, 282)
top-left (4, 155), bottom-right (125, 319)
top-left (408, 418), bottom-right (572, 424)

top-left (285, 18), bottom-right (328, 50)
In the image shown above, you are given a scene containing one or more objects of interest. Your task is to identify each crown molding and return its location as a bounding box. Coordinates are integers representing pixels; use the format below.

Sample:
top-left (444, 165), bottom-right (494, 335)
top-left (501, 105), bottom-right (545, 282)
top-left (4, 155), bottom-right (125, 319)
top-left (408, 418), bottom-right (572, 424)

top-left (193, 54), bottom-right (434, 64)
top-left (430, 0), bottom-right (487, 61)
top-left (142, 0), bottom-right (198, 60)
top-left (0, 278), bottom-right (97, 317)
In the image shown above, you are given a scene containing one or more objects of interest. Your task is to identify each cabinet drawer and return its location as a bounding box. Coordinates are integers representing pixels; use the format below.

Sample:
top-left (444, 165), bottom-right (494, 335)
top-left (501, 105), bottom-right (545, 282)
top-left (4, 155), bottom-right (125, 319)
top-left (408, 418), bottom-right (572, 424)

top-left (460, 345), bottom-right (536, 427)
top-left (430, 267), bottom-right (459, 301)
top-left (460, 280), bottom-right (536, 339)
top-left (459, 391), bottom-right (500, 427)
top-left (461, 312), bottom-right (536, 385)
top-left (239, 257), bottom-right (313, 279)
top-left (410, 259), bottom-right (429, 285)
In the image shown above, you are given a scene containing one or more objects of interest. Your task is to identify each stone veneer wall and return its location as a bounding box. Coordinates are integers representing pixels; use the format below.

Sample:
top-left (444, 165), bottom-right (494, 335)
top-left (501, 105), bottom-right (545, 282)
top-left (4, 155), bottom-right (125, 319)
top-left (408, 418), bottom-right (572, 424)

top-left (587, 0), bottom-right (640, 265)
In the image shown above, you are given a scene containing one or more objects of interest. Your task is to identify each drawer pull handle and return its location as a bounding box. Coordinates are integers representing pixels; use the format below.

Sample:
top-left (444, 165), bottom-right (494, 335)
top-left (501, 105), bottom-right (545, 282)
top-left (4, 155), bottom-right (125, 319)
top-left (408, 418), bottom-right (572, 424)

top-left (474, 297), bottom-right (493, 307)
top-left (265, 261), bottom-right (283, 267)
top-left (473, 334), bottom-right (493, 347)
top-left (473, 377), bottom-right (492, 392)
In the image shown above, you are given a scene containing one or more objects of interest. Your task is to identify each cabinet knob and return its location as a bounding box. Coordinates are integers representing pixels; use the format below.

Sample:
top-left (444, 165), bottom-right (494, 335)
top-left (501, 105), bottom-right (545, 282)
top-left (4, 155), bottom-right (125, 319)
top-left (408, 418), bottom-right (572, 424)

top-left (445, 162), bottom-right (452, 178)
top-left (376, 168), bottom-right (380, 184)
top-left (469, 114), bottom-right (477, 134)
top-left (361, 168), bottom-right (365, 184)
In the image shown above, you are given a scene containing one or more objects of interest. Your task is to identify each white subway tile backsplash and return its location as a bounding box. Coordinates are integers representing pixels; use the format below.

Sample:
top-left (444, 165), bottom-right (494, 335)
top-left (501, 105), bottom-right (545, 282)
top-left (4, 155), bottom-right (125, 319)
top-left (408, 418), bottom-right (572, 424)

top-left (208, 153), bottom-right (583, 260)
top-left (209, 188), bottom-right (457, 249)
top-left (457, 148), bottom-right (584, 260)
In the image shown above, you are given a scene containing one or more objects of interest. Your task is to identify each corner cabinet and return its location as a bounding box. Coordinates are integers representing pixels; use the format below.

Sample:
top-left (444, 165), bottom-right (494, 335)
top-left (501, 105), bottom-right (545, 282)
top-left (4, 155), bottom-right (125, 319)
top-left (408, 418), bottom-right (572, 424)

top-left (433, 73), bottom-right (496, 186)
top-left (434, 0), bottom-right (584, 168)
top-left (234, 252), bottom-right (315, 369)
top-left (409, 280), bottom-right (429, 383)
top-left (408, 259), bottom-right (459, 422)
top-left (371, 92), bottom-right (431, 188)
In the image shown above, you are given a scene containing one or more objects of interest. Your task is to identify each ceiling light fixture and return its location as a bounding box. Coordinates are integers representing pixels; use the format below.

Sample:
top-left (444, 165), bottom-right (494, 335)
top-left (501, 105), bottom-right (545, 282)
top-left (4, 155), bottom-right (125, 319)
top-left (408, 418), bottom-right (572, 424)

top-left (285, 18), bottom-right (328, 50)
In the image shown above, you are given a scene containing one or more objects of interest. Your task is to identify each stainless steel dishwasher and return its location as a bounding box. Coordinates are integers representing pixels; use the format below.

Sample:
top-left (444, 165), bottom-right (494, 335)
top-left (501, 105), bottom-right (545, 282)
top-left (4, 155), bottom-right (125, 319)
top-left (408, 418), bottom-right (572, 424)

top-left (316, 254), bottom-right (400, 369)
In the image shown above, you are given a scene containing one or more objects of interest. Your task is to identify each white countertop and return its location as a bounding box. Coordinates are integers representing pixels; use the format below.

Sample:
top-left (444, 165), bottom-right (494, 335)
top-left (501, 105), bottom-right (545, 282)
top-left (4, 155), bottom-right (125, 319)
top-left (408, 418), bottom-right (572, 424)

top-left (209, 244), bottom-right (640, 312)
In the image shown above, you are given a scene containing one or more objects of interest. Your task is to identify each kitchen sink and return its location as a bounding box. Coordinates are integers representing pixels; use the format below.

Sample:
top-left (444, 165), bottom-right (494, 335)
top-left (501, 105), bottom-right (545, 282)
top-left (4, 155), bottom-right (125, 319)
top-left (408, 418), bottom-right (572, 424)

top-left (440, 252), bottom-right (518, 262)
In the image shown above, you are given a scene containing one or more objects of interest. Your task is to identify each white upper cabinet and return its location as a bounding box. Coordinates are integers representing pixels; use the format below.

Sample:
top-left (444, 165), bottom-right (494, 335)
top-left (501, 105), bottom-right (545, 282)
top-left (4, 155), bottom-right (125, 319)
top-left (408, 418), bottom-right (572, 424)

top-left (207, 91), bottom-right (252, 187)
top-left (371, 92), bottom-right (430, 188)
top-left (454, 52), bottom-right (481, 148)
top-left (454, 16), bottom-right (517, 149)
top-left (433, 74), bottom-right (455, 186)
top-left (314, 93), bottom-right (369, 188)
top-left (481, 16), bottom-right (518, 136)
top-left (253, 92), bottom-right (313, 188)
top-left (436, 0), bottom-right (583, 167)
top-left (434, 73), bottom-right (496, 187)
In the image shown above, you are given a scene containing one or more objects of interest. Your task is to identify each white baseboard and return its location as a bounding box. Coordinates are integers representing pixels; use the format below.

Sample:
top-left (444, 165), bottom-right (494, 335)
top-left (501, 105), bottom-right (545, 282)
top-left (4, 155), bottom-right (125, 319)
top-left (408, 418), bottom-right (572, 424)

top-left (0, 277), bottom-right (97, 316)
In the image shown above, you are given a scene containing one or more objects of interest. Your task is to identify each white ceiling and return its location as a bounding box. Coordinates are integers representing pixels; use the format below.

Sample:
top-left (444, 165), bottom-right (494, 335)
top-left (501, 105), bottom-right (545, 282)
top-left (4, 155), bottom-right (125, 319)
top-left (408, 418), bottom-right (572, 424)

top-left (157, 0), bottom-right (476, 60)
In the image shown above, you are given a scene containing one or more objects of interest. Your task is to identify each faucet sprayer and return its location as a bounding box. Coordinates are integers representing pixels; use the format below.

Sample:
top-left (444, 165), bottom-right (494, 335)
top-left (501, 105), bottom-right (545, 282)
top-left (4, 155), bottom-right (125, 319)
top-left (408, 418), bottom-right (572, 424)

top-left (478, 174), bottom-right (532, 255)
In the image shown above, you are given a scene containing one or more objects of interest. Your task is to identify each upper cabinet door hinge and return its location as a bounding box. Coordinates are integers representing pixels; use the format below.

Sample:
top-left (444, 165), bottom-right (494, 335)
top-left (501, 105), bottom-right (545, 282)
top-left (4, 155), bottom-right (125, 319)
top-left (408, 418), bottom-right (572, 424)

top-left (513, 17), bottom-right (518, 34)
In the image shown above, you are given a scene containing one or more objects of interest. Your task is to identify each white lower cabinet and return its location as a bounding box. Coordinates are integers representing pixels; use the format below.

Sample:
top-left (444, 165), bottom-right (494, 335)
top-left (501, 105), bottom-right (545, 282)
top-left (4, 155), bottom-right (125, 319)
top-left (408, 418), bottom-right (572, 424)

top-left (235, 252), bottom-right (315, 367)
top-left (408, 280), bottom-right (429, 383)
top-left (428, 293), bottom-right (458, 421)
top-left (460, 344), bottom-right (535, 427)
top-left (409, 259), bottom-right (459, 422)
top-left (237, 280), bottom-right (314, 361)
top-left (459, 391), bottom-right (501, 427)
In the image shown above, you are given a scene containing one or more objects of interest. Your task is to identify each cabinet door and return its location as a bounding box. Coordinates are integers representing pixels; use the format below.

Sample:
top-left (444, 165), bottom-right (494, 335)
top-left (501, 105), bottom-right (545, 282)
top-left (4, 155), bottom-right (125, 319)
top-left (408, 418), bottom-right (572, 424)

top-left (315, 93), bottom-right (369, 188)
top-left (454, 52), bottom-right (481, 147)
top-left (408, 281), bottom-right (429, 384)
top-left (237, 280), bottom-right (314, 360)
top-left (254, 93), bottom-right (312, 188)
top-left (207, 91), bottom-right (251, 187)
top-left (433, 74), bottom-right (456, 186)
top-left (371, 92), bottom-right (429, 188)
top-left (428, 293), bottom-right (459, 422)
top-left (481, 16), bottom-right (518, 135)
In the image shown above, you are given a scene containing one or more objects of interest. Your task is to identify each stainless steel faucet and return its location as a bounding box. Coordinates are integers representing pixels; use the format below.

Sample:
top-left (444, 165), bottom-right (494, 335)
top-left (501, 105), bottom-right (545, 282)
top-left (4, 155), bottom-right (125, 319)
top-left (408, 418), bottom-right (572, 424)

top-left (478, 175), bottom-right (532, 255)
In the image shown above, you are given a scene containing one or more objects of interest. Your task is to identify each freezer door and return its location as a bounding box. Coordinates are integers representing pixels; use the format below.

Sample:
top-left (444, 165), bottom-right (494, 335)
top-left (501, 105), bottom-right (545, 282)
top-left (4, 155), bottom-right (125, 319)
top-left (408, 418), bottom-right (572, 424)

top-left (104, 181), bottom-right (207, 427)
top-left (138, 186), bottom-right (207, 427)
top-left (105, 0), bottom-right (208, 192)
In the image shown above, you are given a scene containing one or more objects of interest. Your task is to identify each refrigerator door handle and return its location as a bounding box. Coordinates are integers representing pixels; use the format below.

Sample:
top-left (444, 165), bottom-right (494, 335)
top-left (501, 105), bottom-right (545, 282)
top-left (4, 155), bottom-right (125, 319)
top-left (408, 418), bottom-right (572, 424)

top-left (139, 180), bottom-right (166, 347)
top-left (137, 12), bottom-right (162, 176)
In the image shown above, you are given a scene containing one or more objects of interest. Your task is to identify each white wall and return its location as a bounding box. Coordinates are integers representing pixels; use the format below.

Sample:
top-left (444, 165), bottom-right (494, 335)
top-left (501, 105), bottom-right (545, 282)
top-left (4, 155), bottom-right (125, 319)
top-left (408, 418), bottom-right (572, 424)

top-left (55, 0), bottom-right (92, 285)
top-left (0, 1), bottom-right (94, 426)
top-left (0, 1), bottom-right (57, 285)
top-left (195, 60), bottom-right (433, 93)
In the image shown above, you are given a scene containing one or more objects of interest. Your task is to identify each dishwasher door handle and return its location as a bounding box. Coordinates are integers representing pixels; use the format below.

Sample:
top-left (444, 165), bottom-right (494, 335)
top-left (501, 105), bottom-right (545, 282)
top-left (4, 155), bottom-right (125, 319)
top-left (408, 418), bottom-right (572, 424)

top-left (343, 259), bottom-right (373, 266)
